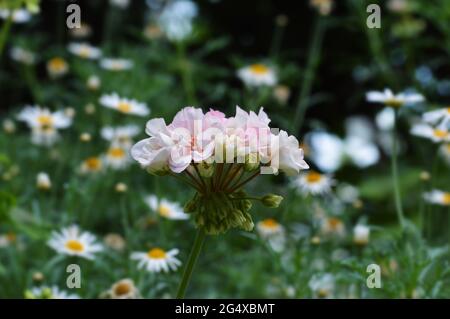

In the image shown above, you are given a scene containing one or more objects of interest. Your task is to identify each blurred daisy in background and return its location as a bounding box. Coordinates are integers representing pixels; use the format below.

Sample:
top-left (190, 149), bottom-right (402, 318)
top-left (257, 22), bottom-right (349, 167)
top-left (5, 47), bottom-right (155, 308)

top-left (69, 22), bottom-right (92, 39)
top-left (145, 195), bottom-right (189, 220)
top-left (309, 273), bottom-right (335, 298)
top-left (158, 0), bottom-right (198, 42)
top-left (306, 117), bottom-right (380, 173)
top-left (80, 156), bottom-right (103, 174)
top-left (25, 286), bottom-right (79, 299)
top-left (100, 93), bottom-right (149, 116)
top-left (336, 183), bottom-right (359, 204)
top-left (103, 233), bottom-right (126, 251)
top-left (101, 125), bottom-right (140, 148)
top-left (36, 172), bottom-right (51, 190)
top-left (0, 8), bottom-right (32, 23)
top-left (46, 57), bottom-right (69, 78)
top-left (86, 75), bottom-right (101, 91)
top-left (439, 143), bottom-right (450, 164)
top-left (273, 85), bottom-right (291, 105)
top-left (102, 279), bottom-right (140, 299)
top-left (293, 171), bottom-right (334, 195)
top-left (310, 0), bottom-right (334, 16)
top-left (353, 224), bottom-right (370, 245)
top-left (48, 225), bottom-right (103, 260)
top-left (410, 123), bottom-right (449, 143)
top-left (110, 0), bottom-right (130, 9)
top-left (3, 118), bottom-right (16, 134)
top-left (422, 107), bottom-right (450, 129)
top-left (17, 106), bottom-right (72, 146)
top-left (100, 58), bottom-right (134, 71)
top-left (423, 189), bottom-right (450, 206)
top-left (237, 63), bottom-right (277, 87)
top-left (131, 247), bottom-right (181, 273)
top-left (366, 88), bottom-right (425, 108)
top-left (320, 217), bottom-right (346, 238)
top-left (256, 218), bottom-right (286, 252)
top-left (0, 232), bottom-right (16, 248)
top-left (104, 144), bottom-right (131, 170)
top-left (68, 43), bottom-right (102, 59)
top-left (10, 46), bottom-right (35, 65)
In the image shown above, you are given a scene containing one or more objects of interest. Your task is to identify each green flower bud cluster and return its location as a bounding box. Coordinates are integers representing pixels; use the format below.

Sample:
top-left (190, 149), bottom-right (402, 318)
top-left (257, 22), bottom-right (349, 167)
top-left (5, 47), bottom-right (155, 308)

top-left (185, 190), bottom-right (254, 235)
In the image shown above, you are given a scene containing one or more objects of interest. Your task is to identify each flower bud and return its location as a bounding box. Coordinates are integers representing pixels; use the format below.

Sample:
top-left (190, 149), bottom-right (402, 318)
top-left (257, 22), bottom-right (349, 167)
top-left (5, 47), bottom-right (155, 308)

top-left (36, 172), bottom-right (51, 190)
top-left (261, 194), bottom-right (283, 208)
top-left (353, 224), bottom-right (370, 245)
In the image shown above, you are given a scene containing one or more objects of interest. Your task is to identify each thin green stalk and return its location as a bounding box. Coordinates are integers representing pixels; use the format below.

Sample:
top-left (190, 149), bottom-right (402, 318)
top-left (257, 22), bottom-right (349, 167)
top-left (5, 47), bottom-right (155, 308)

top-left (176, 42), bottom-right (196, 105)
top-left (0, 14), bottom-right (13, 58)
top-left (22, 65), bottom-right (43, 103)
top-left (391, 111), bottom-right (405, 230)
top-left (291, 17), bottom-right (325, 133)
top-left (176, 228), bottom-right (206, 299)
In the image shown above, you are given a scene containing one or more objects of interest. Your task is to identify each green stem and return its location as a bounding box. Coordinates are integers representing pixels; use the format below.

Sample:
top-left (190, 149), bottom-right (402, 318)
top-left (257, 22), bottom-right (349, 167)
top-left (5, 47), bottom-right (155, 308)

top-left (176, 228), bottom-right (206, 299)
top-left (291, 17), bottom-right (325, 133)
top-left (176, 42), bottom-right (196, 105)
top-left (391, 111), bottom-right (405, 230)
top-left (0, 14), bottom-right (13, 58)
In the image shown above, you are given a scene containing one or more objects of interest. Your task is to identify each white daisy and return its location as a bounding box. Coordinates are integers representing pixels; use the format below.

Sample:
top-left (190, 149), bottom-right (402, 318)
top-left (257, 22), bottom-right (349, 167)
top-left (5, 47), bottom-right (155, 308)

top-left (26, 286), bottom-right (80, 299)
top-left (145, 195), bottom-right (189, 220)
top-left (104, 144), bottom-right (131, 170)
top-left (256, 218), bottom-right (286, 252)
top-left (0, 8), bottom-right (32, 23)
top-left (237, 63), bottom-right (277, 87)
top-left (439, 143), bottom-right (450, 165)
top-left (320, 217), bottom-right (346, 237)
top-left (336, 183), bottom-right (359, 204)
top-left (47, 225), bottom-right (103, 260)
top-left (17, 106), bottom-right (72, 146)
top-left (87, 75), bottom-right (101, 91)
top-left (99, 93), bottom-right (149, 116)
top-left (36, 172), bottom-right (51, 190)
top-left (353, 224), bottom-right (370, 245)
top-left (131, 247), bottom-right (181, 273)
top-left (423, 189), bottom-right (450, 206)
top-left (366, 88), bottom-right (424, 108)
top-left (293, 171), bottom-right (334, 195)
top-left (46, 57), bottom-right (69, 78)
top-left (80, 156), bottom-right (103, 174)
top-left (104, 279), bottom-right (140, 299)
top-left (410, 123), bottom-right (449, 143)
top-left (422, 107), bottom-right (450, 129)
top-left (100, 58), bottom-right (133, 71)
top-left (67, 42), bottom-right (102, 59)
top-left (158, 0), bottom-right (198, 41)
top-left (375, 107), bottom-right (395, 131)
top-left (10, 46), bottom-right (35, 65)
top-left (101, 125), bottom-right (140, 147)
top-left (309, 273), bottom-right (335, 298)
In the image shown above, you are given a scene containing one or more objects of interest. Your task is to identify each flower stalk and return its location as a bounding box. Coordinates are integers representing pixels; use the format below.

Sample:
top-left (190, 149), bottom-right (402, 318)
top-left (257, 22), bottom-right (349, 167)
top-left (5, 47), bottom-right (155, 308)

top-left (391, 110), bottom-right (405, 230)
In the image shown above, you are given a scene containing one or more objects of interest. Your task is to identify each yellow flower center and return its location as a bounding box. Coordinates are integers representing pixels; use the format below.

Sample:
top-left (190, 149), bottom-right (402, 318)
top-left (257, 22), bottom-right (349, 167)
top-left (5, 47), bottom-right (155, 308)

top-left (447, 107), bottom-right (450, 114)
top-left (49, 57), bottom-right (66, 71)
top-left (443, 193), bottom-right (450, 205)
top-left (37, 115), bottom-right (53, 128)
top-left (108, 147), bottom-right (126, 159)
top-left (85, 157), bottom-right (101, 170)
top-left (261, 218), bottom-right (279, 229)
top-left (114, 282), bottom-right (131, 296)
top-left (65, 240), bottom-right (84, 252)
top-left (385, 98), bottom-right (403, 108)
top-left (147, 248), bottom-right (166, 259)
top-left (158, 204), bottom-right (171, 217)
top-left (249, 64), bottom-right (269, 75)
top-left (117, 102), bottom-right (132, 113)
top-left (433, 129), bottom-right (448, 138)
top-left (328, 217), bottom-right (342, 230)
top-left (306, 171), bottom-right (322, 183)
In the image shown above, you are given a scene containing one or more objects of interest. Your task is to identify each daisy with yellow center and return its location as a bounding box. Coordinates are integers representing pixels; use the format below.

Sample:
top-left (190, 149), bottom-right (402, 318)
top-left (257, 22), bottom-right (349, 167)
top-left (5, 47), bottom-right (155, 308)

top-left (146, 195), bottom-right (189, 220)
top-left (320, 217), bottom-right (346, 237)
top-left (104, 145), bottom-right (131, 170)
top-left (80, 156), bottom-right (103, 174)
top-left (17, 105), bottom-right (72, 146)
top-left (131, 247), bottom-right (181, 273)
top-left (100, 58), bottom-right (133, 71)
top-left (47, 57), bottom-right (69, 78)
top-left (410, 123), bottom-right (449, 143)
top-left (67, 42), bottom-right (102, 60)
top-left (101, 125), bottom-right (139, 148)
top-left (47, 225), bottom-right (103, 260)
top-left (422, 107), bottom-right (450, 129)
top-left (105, 279), bottom-right (140, 299)
top-left (99, 93), bottom-right (149, 116)
top-left (423, 189), bottom-right (450, 206)
top-left (293, 171), bottom-right (334, 195)
top-left (256, 218), bottom-right (286, 252)
top-left (237, 63), bottom-right (277, 87)
top-left (366, 88), bottom-right (424, 108)
top-left (309, 273), bottom-right (335, 298)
